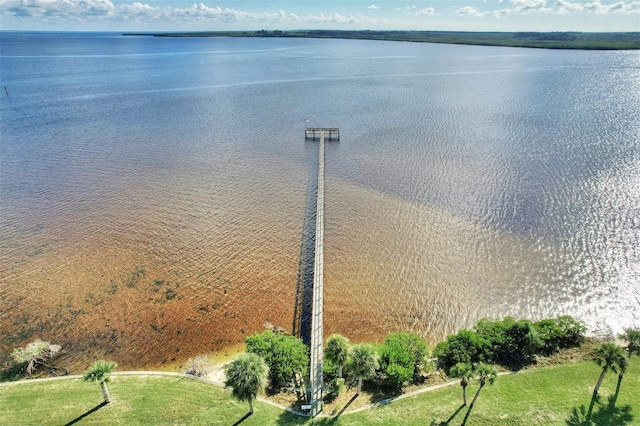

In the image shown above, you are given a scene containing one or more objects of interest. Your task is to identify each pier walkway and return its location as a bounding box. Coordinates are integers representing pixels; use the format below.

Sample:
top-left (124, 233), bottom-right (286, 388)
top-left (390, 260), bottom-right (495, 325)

top-left (309, 130), bottom-right (325, 417)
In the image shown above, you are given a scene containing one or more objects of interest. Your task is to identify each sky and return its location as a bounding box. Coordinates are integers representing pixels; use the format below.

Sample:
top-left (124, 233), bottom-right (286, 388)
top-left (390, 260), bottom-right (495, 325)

top-left (0, 0), bottom-right (638, 32)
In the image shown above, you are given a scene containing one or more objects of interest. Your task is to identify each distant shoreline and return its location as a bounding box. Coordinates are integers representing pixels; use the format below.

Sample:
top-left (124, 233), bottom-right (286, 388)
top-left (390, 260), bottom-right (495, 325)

top-left (123, 30), bottom-right (640, 50)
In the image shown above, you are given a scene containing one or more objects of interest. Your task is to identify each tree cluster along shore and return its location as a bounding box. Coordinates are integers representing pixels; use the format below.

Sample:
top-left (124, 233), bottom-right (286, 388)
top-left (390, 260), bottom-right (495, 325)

top-left (2, 316), bottom-right (639, 424)
top-left (122, 30), bottom-right (640, 50)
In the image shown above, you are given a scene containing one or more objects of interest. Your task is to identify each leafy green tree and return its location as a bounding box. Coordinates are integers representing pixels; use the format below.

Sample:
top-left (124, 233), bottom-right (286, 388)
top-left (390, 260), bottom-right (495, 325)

top-left (349, 344), bottom-right (378, 394)
top-left (11, 339), bottom-right (62, 375)
top-left (379, 332), bottom-right (428, 388)
top-left (224, 353), bottom-right (268, 414)
top-left (245, 331), bottom-right (308, 389)
top-left (592, 343), bottom-right (628, 398)
top-left (450, 362), bottom-right (474, 406)
top-left (433, 329), bottom-right (491, 373)
top-left (325, 334), bottom-right (350, 379)
top-left (82, 360), bottom-right (117, 403)
top-left (620, 328), bottom-right (640, 360)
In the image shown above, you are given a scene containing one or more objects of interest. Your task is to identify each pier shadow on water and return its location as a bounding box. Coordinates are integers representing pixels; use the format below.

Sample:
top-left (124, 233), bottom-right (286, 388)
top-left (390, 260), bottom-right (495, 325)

top-left (292, 140), bottom-right (319, 346)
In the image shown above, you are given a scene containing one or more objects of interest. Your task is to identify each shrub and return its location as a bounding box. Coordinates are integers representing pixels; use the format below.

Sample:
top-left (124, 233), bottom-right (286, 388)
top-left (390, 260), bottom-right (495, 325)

top-left (379, 332), bottom-right (429, 388)
top-left (475, 317), bottom-right (543, 368)
top-left (325, 377), bottom-right (345, 399)
top-left (433, 329), bottom-right (491, 374)
top-left (534, 316), bottom-right (586, 355)
top-left (11, 339), bottom-right (62, 375)
top-left (245, 331), bottom-right (309, 389)
top-left (184, 355), bottom-right (209, 377)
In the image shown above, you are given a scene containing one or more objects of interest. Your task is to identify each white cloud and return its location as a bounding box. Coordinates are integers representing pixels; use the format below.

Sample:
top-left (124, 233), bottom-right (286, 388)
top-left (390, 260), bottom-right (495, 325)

top-left (583, 0), bottom-right (640, 12)
top-left (2, 0), bottom-right (115, 19)
top-left (510, 0), bottom-right (552, 13)
top-left (417, 7), bottom-right (435, 15)
top-left (1, 0), bottom-right (638, 29)
top-left (554, 0), bottom-right (584, 12)
top-left (511, 0), bottom-right (547, 9)
top-left (456, 0), bottom-right (639, 17)
top-left (456, 6), bottom-right (486, 16)
top-left (490, 8), bottom-right (512, 17)
top-left (396, 4), bottom-right (435, 16)
top-left (115, 3), bottom-right (287, 24)
top-left (118, 2), bottom-right (161, 21)
top-left (0, 0), bottom-right (394, 26)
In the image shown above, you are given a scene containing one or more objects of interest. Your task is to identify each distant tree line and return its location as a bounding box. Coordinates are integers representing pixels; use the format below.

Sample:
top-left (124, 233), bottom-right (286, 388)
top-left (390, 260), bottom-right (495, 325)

top-left (254, 30), bottom-right (286, 37)
top-left (513, 32), bottom-right (576, 41)
top-left (136, 30), bottom-right (640, 50)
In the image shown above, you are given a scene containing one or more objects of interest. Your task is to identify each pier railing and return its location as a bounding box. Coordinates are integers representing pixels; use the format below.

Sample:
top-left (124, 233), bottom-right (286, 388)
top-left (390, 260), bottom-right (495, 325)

top-left (302, 128), bottom-right (339, 417)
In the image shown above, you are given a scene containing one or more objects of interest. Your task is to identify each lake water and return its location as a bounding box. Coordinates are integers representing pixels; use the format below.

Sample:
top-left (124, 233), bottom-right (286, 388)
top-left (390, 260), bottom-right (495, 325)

top-left (1, 32), bottom-right (639, 369)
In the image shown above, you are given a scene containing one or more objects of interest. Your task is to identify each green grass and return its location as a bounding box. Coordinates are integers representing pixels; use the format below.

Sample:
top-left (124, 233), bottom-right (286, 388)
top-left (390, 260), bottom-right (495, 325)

top-left (0, 375), bottom-right (284, 426)
top-left (1, 358), bottom-right (639, 425)
top-left (333, 359), bottom-right (640, 426)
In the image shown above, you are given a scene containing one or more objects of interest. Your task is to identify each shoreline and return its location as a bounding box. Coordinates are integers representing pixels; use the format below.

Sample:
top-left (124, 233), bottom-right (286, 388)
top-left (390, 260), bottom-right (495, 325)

top-left (0, 341), bottom-right (605, 418)
top-left (123, 30), bottom-right (640, 50)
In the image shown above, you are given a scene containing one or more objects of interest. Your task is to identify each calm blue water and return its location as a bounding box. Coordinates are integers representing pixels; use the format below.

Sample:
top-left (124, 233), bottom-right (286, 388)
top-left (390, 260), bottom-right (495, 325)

top-left (1, 32), bottom-right (639, 366)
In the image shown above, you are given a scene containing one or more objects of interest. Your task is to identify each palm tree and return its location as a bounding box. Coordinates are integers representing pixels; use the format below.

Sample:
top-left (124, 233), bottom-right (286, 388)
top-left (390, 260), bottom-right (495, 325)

top-left (325, 334), bottom-right (350, 379)
top-left (450, 362), bottom-right (474, 406)
top-left (592, 343), bottom-right (628, 398)
top-left (620, 328), bottom-right (640, 360)
top-left (349, 344), bottom-right (378, 394)
top-left (224, 353), bottom-right (268, 414)
top-left (82, 360), bottom-right (117, 403)
top-left (469, 363), bottom-right (497, 407)
top-left (461, 363), bottom-right (497, 426)
top-left (611, 328), bottom-right (640, 406)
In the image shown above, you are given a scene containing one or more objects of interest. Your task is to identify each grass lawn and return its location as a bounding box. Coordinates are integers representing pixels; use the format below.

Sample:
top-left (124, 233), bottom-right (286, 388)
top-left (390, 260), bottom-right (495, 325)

top-left (1, 358), bottom-right (639, 425)
top-left (0, 375), bottom-right (284, 426)
top-left (332, 357), bottom-right (640, 426)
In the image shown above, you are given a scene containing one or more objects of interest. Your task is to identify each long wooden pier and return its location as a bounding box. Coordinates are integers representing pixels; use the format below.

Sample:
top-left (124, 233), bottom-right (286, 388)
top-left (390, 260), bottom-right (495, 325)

top-left (308, 131), bottom-right (326, 417)
top-left (305, 127), bottom-right (340, 141)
